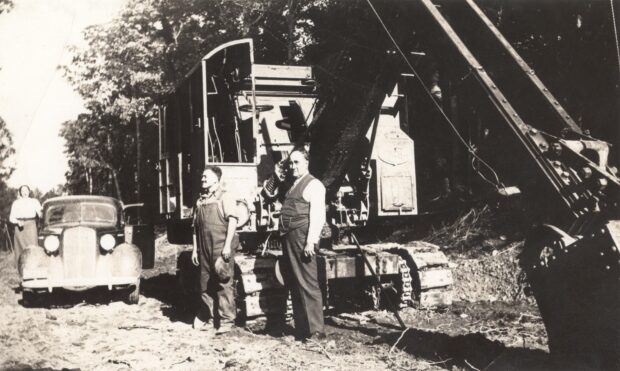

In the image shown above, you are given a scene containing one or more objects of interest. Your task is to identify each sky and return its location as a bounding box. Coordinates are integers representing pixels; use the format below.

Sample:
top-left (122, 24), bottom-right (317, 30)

top-left (0, 0), bottom-right (127, 192)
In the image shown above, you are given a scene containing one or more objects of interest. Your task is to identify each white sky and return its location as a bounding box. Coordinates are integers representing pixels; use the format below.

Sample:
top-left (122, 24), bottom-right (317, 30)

top-left (0, 0), bottom-right (127, 192)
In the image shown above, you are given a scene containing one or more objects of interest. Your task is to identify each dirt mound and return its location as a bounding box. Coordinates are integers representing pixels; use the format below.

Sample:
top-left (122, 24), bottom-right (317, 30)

top-left (451, 242), bottom-right (530, 303)
top-left (389, 206), bottom-right (533, 304)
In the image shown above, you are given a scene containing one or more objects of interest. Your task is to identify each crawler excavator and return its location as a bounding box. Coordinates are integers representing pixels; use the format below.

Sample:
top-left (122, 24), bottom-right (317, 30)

top-left (158, 0), bottom-right (619, 368)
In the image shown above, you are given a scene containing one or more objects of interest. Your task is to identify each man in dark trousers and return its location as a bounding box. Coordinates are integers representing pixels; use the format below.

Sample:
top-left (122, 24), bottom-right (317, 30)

top-left (191, 165), bottom-right (239, 334)
top-left (279, 147), bottom-right (326, 340)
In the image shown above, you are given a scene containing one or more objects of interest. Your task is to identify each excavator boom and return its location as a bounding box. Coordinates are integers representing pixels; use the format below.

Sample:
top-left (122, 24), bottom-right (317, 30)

top-left (310, 0), bottom-right (619, 367)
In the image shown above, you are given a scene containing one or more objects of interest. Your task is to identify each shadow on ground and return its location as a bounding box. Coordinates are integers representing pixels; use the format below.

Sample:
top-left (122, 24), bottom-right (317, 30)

top-left (15, 286), bottom-right (134, 308)
top-left (141, 272), bottom-right (196, 324)
top-left (327, 318), bottom-right (597, 371)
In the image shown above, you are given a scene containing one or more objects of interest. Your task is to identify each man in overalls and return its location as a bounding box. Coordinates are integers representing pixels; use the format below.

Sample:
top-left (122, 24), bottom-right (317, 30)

top-left (279, 148), bottom-right (326, 340)
top-left (191, 165), bottom-right (239, 334)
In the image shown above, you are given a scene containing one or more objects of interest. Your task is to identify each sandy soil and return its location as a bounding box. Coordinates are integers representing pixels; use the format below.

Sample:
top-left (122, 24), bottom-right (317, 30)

top-left (0, 237), bottom-right (571, 371)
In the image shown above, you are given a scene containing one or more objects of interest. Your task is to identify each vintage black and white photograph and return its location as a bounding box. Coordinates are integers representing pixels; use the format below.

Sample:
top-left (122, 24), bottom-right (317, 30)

top-left (0, 0), bottom-right (618, 370)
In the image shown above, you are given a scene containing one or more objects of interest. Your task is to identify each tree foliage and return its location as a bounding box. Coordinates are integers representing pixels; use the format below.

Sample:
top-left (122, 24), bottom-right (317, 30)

top-left (479, 0), bottom-right (619, 155)
top-left (0, 0), bottom-right (13, 14)
top-left (62, 0), bottom-right (302, 123)
top-left (62, 0), bottom-right (309, 202)
top-left (0, 116), bottom-right (15, 183)
top-left (61, 105), bottom-right (136, 200)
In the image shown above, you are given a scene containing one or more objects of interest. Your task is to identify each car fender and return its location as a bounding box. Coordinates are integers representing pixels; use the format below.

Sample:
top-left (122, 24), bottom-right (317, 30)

top-left (18, 245), bottom-right (49, 280)
top-left (111, 243), bottom-right (142, 278)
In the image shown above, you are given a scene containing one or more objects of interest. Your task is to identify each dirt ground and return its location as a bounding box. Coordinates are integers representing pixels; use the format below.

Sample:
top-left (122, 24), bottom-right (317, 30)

top-left (0, 235), bottom-right (586, 371)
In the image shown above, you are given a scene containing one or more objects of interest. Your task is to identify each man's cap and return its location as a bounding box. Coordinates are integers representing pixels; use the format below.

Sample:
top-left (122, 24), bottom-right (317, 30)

top-left (215, 257), bottom-right (232, 282)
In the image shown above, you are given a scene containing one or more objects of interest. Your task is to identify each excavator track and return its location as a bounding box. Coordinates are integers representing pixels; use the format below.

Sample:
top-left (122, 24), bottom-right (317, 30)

top-left (389, 242), bottom-right (453, 308)
top-left (352, 242), bottom-right (453, 308)
top-left (396, 255), bottom-right (413, 307)
top-left (234, 254), bottom-right (289, 320)
top-left (231, 241), bottom-right (453, 320)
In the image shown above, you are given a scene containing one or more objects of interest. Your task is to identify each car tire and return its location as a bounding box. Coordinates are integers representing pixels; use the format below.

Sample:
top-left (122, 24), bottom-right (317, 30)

top-left (125, 281), bottom-right (140, 305)
top-left (22, 290), bottom-right (36, 307)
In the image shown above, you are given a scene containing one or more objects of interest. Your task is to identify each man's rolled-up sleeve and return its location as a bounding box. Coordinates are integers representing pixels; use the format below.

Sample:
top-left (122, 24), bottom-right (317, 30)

top-left (305, 180), bottom-right (326, 245)
top-left (221, 194), bottom-right (240, 220)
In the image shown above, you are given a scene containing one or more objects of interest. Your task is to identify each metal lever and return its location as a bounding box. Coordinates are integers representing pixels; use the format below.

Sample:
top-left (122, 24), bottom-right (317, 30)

top-left (350, 233), bottom-right (407, 329)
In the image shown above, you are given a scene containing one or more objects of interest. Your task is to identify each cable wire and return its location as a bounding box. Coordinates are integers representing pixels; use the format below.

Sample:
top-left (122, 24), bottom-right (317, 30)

top-left (365, 0), bottom-right (505, 190)
top-left (610, 0), bottom-right (620, 79)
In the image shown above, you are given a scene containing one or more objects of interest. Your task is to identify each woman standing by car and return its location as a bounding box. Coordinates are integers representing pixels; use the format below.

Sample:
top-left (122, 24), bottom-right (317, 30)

top-left (9, 185), bottom-right (42, 267)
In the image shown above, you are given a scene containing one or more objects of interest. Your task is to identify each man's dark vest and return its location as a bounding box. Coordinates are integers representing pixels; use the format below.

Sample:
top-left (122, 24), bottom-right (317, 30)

top-left (280, 173), bottom-right (315, 234)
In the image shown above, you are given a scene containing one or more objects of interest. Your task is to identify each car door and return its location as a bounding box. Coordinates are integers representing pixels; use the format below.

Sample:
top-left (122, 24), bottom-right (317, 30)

top-left (123, 203), bottom-right (155, 269)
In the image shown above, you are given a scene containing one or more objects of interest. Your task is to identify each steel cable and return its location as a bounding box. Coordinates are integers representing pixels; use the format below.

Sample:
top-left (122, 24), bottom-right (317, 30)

top-left (610, 0), bottom-right (620, 79)
top-left (365, 0), bottom-right (505, 190)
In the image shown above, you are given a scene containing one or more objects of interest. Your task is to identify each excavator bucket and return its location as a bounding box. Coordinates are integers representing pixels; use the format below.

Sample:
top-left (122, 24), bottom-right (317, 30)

top-left (521, 222), bottom-right (620, 369)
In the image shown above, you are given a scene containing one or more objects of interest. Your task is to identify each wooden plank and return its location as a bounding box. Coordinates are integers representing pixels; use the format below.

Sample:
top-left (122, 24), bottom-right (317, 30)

top-left (240, 272), bottom-right (283, 294)
top-left (375, 253), bottom-right (401, 275)
top-left (234, 256), bottom-right (277, 274)
top-left (323, 253), bottom-right (401, 279)
top-left (419, 268), bottom-right (453, 290)
top-left (323, 256), bottom-right (362, 279)
top-left (252, 64), bottom-right (312, 79)
top-left (410, 252), bottom-right (449, 269)
top-left (420, 290), bottom-right (453, 307)
top-left (244, 291), bottom-right (289, 318)
top-left (398, 242), bottom-right (439, 254)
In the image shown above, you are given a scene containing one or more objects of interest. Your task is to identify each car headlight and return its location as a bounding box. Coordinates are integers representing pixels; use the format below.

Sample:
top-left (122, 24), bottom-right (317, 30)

top-left (44, 235), bottom-right (60, 253)
top-left (100, 234), bottom-right (116, 251)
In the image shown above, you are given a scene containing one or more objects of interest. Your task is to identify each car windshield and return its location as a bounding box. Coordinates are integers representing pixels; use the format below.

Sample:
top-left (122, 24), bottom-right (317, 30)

top-left (45, 202), bottom-right (118, 226)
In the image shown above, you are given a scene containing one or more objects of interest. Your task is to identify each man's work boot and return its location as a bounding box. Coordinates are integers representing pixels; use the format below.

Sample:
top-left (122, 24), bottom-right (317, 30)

top-left (302, 331), bottom-right (327, 343)
top-left (193, 316), bottom-right (211, 331)
top-left (215, 322), bottom-right (234, 335)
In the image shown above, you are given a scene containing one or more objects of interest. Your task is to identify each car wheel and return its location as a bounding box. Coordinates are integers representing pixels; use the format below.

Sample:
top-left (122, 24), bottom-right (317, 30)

top-left (22, 290), bottom-right (36, 307)
top-left (125, 281), bottom-right (140, 305)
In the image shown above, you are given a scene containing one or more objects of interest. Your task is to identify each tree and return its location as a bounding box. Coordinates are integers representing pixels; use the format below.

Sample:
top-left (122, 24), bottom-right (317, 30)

top-left (61, 0), bottom-right (307, 202)
top-left (0, 0), bottom-right (13, 14)
top-left (0, 116), bottom-right (15, 184)
top-left (61, 106), bottom-right (136, 200)
top-left (480, 0), bottom-right (619, 162)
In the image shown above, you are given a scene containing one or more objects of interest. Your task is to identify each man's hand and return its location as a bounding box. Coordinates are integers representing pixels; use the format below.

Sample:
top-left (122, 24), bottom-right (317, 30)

top-left (17, 220), bottom-right (23, 228)
top-left (303, 242), bottom-right (316, 258)
top-left (191, 248), bottom-right (199, 266)
top-left (222, 245), bottom-right (231, 261)
top-left (274, 160), bottom-right (287, 182)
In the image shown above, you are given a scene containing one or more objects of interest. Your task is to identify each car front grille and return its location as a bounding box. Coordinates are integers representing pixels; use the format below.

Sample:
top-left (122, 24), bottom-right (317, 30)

top-left (62, 227), bottom-right (97, 280)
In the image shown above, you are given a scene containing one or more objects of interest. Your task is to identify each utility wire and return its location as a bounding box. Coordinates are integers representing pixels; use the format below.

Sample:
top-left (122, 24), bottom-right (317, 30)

top-left (365, 0), bottom-right (504, 190)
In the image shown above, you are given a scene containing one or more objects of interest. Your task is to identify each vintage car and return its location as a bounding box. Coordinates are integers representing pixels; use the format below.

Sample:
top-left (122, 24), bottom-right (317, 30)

top-left (18, 195), bottom-right (153, 306)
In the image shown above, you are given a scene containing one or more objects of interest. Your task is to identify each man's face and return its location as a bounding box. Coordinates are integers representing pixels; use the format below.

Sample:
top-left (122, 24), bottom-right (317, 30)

top-left (289, 151), bottom-right (309, 178)
top-left (201, 170), bottom-right (220, 191)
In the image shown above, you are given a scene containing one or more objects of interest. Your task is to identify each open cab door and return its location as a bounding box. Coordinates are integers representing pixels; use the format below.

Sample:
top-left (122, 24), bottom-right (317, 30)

top-left (123, 203), bottom-right (155, 269)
